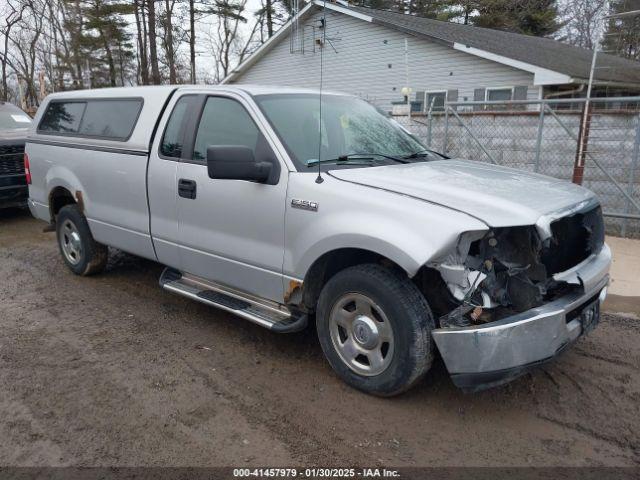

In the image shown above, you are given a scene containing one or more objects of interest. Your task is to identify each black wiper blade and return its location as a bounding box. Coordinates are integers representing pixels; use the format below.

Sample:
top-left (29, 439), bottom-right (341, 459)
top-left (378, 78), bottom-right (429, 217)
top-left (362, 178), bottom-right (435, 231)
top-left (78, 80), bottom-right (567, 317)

top-left (306, 153), bottom-right (412, 167)
top-left (306, 156), bottom-right (378, 167)
top-left (366, 153), bottom-right (410, 163)
top-left (403, 148), bottom-right (446, 160)
top-left (404, 151), bottom-right (429, 159)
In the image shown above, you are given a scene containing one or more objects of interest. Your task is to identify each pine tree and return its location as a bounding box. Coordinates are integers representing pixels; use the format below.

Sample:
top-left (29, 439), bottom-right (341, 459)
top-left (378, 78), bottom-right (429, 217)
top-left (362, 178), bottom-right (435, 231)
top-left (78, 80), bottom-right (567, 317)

top-left (355, 0), bottom-right (561, 36)
top-left (69, 0), bottom-right (135, 87)
top-left (357, 0), bottom-right (399, 11)
top-left (61, 0), bottom-right (86, 88)
top-left (443, 1), bottom-right (481, 24)
top-left (472, 0), bottom-right (561, 36)
top-left (408, 0), bottom-right (449, 17)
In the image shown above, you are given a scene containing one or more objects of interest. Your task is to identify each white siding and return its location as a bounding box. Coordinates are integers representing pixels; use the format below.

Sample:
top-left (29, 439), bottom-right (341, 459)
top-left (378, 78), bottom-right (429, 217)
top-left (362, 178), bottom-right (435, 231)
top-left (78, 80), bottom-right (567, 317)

top-left (232, 8), bottom-right (537, 111)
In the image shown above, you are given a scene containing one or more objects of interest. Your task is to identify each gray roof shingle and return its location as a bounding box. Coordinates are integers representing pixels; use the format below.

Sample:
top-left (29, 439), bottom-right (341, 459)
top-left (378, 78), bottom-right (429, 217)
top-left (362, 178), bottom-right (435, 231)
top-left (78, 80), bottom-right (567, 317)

top-left (347, 5), bottom-right (640, 85)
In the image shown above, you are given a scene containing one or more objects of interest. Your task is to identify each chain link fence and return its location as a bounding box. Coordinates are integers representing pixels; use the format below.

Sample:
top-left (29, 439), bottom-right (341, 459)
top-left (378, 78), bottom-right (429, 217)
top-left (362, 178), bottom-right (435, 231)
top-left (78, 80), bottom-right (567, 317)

top-left (396, 97), bottom-right (640, 238)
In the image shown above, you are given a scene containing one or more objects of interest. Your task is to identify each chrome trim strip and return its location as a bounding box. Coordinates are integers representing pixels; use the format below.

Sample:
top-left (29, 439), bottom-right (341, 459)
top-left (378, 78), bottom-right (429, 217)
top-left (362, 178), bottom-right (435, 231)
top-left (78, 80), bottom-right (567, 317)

top-left (26, 139), bottom-right (148, 156)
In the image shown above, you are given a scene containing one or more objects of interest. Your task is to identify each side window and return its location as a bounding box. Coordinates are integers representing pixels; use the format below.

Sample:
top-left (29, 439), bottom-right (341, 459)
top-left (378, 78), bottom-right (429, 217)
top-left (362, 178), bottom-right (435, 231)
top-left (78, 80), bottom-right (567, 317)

top-left (38, 99), bottom-right (142, 140)
top-left (78, 99), bottom-right (142, 139)
top-left (161, 95), bottom-right (197, 158)
top-left (39, 101), bottom-right (86, 133)
top-left (193, 97), bottom-right (259, 161)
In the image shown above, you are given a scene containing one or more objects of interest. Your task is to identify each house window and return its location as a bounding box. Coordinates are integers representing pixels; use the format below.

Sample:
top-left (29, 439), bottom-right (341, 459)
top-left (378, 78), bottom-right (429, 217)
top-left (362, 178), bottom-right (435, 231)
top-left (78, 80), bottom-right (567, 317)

top-left (486, 87), bottom-right (513, 102)
top-left (425, 91), bottom-right (447, 112)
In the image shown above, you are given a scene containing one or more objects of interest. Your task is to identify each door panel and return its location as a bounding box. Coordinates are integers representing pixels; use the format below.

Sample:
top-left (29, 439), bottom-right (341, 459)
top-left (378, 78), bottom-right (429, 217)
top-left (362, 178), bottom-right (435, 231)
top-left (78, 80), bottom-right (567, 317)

top-left (148, 94), bottom-right (199, 267)
top-left (148, 157), bottom-right (179, 266)
top-left (176, 95), bottom-right (287, 303)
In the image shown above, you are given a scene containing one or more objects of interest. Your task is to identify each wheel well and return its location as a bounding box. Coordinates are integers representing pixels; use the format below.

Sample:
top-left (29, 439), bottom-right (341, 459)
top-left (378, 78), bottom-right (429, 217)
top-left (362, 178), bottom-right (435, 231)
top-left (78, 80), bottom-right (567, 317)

top-left (412, 265), bottom-right (459, 325)
top-left (301, 248), bottom-right (405, 311)
top-left (49, 187), bottom-right (76, 222)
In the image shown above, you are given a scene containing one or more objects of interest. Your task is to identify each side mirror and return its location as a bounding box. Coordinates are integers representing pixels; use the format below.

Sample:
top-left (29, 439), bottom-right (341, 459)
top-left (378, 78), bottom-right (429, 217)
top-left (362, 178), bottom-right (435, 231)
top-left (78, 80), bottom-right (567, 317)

top-left (206, 145), bottom-right (272, 183)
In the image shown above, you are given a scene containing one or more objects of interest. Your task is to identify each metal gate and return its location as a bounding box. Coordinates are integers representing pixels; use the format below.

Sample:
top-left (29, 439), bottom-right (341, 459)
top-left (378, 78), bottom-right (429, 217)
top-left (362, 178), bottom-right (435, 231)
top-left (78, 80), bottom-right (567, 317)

top-left (401, 97), bottom-right (640, 238)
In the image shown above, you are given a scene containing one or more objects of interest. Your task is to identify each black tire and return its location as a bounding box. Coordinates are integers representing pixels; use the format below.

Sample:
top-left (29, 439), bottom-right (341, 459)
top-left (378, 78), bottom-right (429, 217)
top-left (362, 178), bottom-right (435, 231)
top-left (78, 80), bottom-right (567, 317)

top-left (56, 204), bottom-right (108, 276)
top-left (316, 263), bottom-right (435, 396)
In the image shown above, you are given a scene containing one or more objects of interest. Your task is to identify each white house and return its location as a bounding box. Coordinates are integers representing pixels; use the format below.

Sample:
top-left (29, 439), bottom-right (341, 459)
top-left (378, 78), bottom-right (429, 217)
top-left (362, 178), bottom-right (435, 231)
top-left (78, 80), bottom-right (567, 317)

top-left (222, 0), bottom-right (640, 112)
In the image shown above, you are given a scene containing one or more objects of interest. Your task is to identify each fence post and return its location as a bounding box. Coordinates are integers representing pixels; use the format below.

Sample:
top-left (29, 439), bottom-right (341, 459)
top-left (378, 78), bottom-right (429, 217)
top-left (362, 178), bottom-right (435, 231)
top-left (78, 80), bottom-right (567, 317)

top-left (572, 102), bottom-right (592, 185)
top-left (623, 114), bottom-right (640, 237)
top-left (547, 106), bottom-right (640, 214)
top-left (426, 108), bottom-right (433, 148)
top-left (443, 105), bottom-right (449, 155)
top-left (534, 104), bottom-right (545, 173)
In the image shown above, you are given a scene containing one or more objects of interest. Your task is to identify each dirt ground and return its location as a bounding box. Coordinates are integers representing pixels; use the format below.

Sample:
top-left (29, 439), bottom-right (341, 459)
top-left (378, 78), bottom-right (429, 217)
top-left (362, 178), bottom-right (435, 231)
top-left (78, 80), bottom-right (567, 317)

top-left (1, 208), bottom-right (639, 468)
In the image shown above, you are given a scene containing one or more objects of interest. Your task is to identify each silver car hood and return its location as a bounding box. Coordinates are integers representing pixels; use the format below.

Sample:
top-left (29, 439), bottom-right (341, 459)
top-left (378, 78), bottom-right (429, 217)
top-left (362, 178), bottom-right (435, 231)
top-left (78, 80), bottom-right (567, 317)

top-left (0, 128), bottom-right (28, 143)
top-left (329, 159), bottom-right (596, 230)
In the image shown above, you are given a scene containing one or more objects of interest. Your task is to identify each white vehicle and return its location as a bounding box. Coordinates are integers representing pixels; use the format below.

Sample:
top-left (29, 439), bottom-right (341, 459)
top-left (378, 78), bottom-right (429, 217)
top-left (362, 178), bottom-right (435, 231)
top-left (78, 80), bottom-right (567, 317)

top-left (26, 86), bottom-right (610, 395)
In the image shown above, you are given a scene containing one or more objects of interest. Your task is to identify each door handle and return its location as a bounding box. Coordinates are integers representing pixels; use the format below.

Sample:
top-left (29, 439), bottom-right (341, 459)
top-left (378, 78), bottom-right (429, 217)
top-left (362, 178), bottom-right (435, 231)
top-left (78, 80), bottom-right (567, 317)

top-left (178, 178), bottom-right (197, 199)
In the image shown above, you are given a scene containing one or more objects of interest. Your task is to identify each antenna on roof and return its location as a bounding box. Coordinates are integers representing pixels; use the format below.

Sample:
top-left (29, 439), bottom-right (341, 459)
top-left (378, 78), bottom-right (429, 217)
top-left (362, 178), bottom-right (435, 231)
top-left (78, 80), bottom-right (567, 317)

top-left (316, 0), bottom-right (328, 184)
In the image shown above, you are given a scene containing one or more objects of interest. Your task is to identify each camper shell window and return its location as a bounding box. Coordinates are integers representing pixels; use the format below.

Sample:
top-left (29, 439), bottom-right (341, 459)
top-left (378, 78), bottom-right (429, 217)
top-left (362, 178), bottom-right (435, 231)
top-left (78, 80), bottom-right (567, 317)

top-left (38, 98), bottom-right (143, 141)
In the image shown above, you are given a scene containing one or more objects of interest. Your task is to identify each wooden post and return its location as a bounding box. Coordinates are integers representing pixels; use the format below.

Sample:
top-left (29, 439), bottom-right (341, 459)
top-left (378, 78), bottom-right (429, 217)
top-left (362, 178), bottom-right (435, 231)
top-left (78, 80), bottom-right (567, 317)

top-left (572, 102), bottom-right (592, 185)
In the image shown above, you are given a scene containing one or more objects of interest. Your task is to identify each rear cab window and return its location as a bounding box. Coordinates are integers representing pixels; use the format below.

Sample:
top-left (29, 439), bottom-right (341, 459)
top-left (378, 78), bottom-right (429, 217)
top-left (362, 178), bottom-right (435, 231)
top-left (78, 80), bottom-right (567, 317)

top-left (38, 98), bottom-right (143, 141)
top-left (160, 95), bottom-right (199, 159)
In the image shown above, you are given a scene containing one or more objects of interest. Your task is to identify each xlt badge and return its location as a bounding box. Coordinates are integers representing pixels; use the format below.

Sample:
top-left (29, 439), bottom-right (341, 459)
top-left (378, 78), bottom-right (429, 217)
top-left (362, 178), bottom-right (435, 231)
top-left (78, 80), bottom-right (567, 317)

top-left (291, 199), bottom-right (319, 212)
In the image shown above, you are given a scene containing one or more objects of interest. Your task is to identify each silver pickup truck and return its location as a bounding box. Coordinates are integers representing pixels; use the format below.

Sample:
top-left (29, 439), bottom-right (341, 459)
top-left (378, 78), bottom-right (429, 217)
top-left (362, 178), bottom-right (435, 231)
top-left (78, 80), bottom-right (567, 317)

top-left (26, 85), bottom-right (610, 395)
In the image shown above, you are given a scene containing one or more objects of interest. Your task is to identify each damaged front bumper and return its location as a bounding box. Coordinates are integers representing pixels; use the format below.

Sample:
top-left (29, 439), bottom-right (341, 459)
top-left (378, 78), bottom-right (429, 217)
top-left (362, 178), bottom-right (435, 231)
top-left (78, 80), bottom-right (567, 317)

top-left (432, 244), bottom-right (611, 393)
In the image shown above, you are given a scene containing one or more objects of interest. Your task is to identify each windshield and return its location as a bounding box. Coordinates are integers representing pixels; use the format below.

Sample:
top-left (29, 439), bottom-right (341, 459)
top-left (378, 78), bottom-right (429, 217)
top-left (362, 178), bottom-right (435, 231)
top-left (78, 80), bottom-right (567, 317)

top-left (254, 94), bottom-right (434, 171)
top-left (0, 105), bottom-right (31, 131)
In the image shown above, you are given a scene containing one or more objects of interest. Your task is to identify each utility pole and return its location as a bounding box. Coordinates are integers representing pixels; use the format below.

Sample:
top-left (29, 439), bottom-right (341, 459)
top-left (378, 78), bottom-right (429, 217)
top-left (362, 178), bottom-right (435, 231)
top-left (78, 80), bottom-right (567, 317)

top-left (404, 37), bottom-right (411, 122)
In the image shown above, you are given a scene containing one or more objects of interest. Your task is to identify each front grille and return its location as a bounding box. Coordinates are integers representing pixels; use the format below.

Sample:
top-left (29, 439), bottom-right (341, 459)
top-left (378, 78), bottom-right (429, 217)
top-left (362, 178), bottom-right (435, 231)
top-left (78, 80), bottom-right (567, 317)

top-left (541, 205), bottom-right (605, 274)
top-left (0, 144), bottom-right (25, 176)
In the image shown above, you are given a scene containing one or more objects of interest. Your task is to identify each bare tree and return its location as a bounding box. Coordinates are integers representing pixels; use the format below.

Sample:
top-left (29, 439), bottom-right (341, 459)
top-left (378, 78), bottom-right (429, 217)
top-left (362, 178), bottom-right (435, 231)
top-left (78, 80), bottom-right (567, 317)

top-left (162, 0), bottom-right (178, 83)
top-left (265, 0), bottom-right (273, 37)
top-left (134, 0), bottom-right (150, 84)
top-left (189, 0), bottom-right (196, 83)
top-left (603, 0), bottom-right (640, 60)
top-left (207, 0), bottom-right (262, 83)
top-left (4, 0), bottom-right (47, 106)
top-left (0, 0), bottom-right (25, 101)
top-left (557, 0), bottom-right (608, 49)
top-left (51, 0), bottom-right (84, 88)
top-left (0, 0), bottom-right (267, 95)
top-left (147, 0), bottom-right (161, 84)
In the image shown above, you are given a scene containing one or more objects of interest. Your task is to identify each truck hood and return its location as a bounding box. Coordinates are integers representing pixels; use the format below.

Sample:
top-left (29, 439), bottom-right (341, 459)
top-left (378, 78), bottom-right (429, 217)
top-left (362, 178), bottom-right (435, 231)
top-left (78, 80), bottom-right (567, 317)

top-left (329, 159), bottom-right (596, 229)
top-left (0, 128), bottom-right (28, 144)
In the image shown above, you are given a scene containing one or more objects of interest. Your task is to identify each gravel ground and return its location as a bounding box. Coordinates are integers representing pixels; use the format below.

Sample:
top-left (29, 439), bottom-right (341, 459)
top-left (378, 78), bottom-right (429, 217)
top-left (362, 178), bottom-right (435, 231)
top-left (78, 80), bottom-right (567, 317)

top-left (1, 208), bottom-right (639, 467)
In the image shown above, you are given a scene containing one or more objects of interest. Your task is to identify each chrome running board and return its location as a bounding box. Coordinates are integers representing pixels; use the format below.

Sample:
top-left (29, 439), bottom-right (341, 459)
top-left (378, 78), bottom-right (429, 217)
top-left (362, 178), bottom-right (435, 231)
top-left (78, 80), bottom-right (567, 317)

top-left (159, 267), bottom-right (307, 333)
